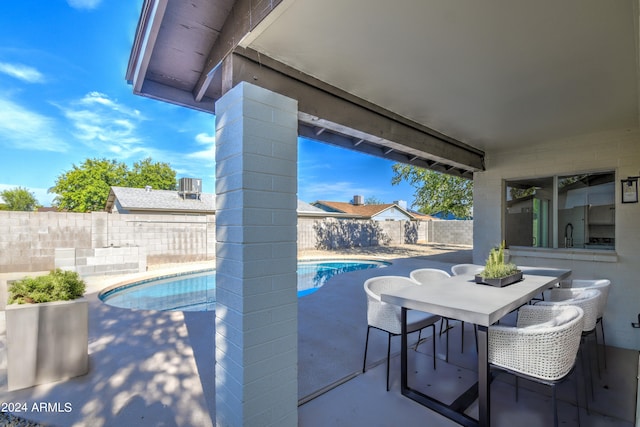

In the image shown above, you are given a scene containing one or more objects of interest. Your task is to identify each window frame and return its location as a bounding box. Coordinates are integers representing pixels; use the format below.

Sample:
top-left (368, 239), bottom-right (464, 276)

top-left (503, 170), bottom-right (616, 253)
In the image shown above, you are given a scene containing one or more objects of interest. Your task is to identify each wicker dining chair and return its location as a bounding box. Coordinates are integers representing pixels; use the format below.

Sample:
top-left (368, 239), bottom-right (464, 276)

top-left (409, 268), bottom-right (468, 361)
top-left (450, 263), bottom-right (484, 276)
top-left (363, 276), bottom-right (442, 391)
top-left (566, 279), bottom-right (611, 372)
top-left (489, 304), bottom-right (585, 427)
top-left (536, 288), bottom-right (601, 401)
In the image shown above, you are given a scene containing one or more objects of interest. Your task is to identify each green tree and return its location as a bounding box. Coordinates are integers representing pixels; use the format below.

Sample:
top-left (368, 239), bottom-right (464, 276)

top-left (0, 187), bottom-right (39, 211)
top-left (49, 158), bottom-right (178, 212)
top-left (364, 196), bottom-right (384, 205)
top-left (391, 164), bottom-right (473, 219)
top-left (126, 157), bottom-right (177, 190)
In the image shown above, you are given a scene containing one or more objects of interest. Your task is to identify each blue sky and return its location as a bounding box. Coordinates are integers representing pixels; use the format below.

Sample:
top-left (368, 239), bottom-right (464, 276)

top-left (0, 0), bottom-right (416, 207)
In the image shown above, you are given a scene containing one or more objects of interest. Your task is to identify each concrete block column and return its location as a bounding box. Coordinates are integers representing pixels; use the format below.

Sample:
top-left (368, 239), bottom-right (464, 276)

top-left (214, 82), bottom-right (298, 427)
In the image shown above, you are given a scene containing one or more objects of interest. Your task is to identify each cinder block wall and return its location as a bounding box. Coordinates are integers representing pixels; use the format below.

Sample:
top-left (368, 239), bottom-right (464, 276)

top-left (0, 211), bottom-right (216, 273)
top-left (297, 217), bottom-right (472, 250)
top-left (0, 212), bottom-right (92, 273)
top-left (428, 220), bottom-right (474, 246)
top-left (0, 212), bottom-right (471, 273)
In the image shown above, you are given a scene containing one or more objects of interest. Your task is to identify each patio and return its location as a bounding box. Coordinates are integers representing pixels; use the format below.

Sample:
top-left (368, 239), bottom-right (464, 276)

top-left (0, 245), bottom-right (636, 426)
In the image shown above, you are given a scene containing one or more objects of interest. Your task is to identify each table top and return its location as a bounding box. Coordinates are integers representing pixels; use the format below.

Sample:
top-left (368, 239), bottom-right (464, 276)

top-left (381, 267), bottom-right (571, 326)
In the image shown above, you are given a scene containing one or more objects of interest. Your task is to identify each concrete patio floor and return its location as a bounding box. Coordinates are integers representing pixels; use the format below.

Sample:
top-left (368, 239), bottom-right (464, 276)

top-left (0, 245), bottom-right (637, 426)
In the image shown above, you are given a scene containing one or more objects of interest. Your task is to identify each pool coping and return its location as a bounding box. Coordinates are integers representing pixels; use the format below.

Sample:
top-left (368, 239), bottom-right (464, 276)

top-left (97, 258), bottom-right (392, 310)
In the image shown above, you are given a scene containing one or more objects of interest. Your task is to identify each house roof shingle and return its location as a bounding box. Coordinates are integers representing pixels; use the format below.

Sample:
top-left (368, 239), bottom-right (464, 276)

top-left (106, 186), bottom-right (216, 213)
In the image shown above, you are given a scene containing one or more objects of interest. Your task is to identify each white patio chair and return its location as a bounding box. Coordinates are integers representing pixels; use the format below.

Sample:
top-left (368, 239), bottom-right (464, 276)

top-left (536, 288), bottom-right (601, 401)
top-left (450, 263), bottom-right (484, 276)
top-left (489, 304), bottom-right (585, 427)
top-left (566, 279), bottom-right (611, 372)
top-left (363, 276), bottom-right (441, 391)
top-left (410, 268), bottom-right (471, 361)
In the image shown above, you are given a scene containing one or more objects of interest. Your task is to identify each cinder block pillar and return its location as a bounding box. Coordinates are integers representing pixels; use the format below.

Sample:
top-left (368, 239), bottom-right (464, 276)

top-left (214, 82), bottom-right (298, 427)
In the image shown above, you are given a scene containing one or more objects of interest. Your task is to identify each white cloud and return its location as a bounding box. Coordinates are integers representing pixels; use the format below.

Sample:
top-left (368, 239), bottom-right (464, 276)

top-left (195, 132), bottom-right (215, 145)
top-left (61, 92), bottom-right (144, 156)
top-left (186, 132), bottom-right (215, 162)
top-left (0, 62), bottom-right (45, 83)
top-left (0, 98), bottom-right (68, 151)
top-left (301, 181), bottom-right (373, 202)
top-left (66, 0), bottom-right (102, 10)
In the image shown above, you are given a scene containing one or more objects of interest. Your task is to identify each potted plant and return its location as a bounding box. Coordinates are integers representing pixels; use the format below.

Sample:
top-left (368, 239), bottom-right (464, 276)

top-left (5, 269), bottom-right (89, 391)
top-left (475, 242), bottom-right (523, 287)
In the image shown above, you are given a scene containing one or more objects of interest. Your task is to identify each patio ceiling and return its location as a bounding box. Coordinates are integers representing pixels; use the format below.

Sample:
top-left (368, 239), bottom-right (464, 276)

top-left (127, 0), bottom-right (639, 177)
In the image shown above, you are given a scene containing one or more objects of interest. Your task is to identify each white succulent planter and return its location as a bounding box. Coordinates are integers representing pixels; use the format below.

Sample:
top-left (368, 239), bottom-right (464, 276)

top-left (6, 298), bottom-right (88, 391)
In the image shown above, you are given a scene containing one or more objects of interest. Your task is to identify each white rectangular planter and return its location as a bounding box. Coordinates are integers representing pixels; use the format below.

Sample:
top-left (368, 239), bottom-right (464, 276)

top-left (6, 298), bottom-right (89, 391)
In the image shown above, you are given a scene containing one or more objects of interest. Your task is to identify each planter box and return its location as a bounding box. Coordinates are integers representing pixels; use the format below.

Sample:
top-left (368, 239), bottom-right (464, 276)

top-left (475, 271), bottom-right (523, 288)
top-left (6, 298), bottom-right (88, 391)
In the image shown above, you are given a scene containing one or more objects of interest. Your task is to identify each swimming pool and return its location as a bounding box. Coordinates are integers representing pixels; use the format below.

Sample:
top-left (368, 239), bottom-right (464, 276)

top-left (99, 260), bottom-right (389, 312)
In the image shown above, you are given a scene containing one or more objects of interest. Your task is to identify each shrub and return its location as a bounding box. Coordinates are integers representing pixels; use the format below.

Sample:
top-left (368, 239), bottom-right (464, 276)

top-left (8, 269), bottom-right (86, 304)
top-left (479, 241), bottom-right (519, 279)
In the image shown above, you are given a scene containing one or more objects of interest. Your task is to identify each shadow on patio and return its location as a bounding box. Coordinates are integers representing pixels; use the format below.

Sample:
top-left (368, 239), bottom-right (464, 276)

top-left (0, 245), bottom-right (635, 426)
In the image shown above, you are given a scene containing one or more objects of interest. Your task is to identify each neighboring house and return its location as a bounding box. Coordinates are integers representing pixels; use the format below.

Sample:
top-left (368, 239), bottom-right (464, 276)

top-left (312, 198), bottom-right (436, 221)
top-left (105, 186), bottom-right (215, 215)
top-left (106, 187), bottom-right (344, 219)
top-left (296, 200), bottom-right (342, 218)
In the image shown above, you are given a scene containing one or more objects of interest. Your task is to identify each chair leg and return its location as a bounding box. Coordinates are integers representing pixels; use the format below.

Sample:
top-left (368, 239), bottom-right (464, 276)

top-left (386, 333), bottom-right (392, 391)
top-left (599, 318), bottom-right (608, 369)
top-left (573, 369), bottom-right (581, 427)
top-left (363, 326), bottom-right (371, 373)
top-left (584, 337), bottom-right (595, 400)
top-left (578, 347), bottom-right (590, 415)
top-left (593, 329), bottom-right (602, 379)
top-left (515, 376), bottom-right (519, 402)
top-left (551, 384), bottom-right (558, 427)
top-left (415, 329), bottom-right (422, 351)
top-left (461, 321), bottom-right (465, 353)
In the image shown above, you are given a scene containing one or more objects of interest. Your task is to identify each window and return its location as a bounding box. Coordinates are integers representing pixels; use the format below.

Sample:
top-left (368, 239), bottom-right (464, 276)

top-left (505, 171), bottom-right (615, 250)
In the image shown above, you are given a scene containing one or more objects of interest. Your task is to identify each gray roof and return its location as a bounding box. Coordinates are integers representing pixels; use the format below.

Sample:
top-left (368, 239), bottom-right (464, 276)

top-left (107, 187), bottom-right (332, 216)
top-left (297, 200), bottom-right (328, 215)
top-left (106, 187), bottom-right (215, 213)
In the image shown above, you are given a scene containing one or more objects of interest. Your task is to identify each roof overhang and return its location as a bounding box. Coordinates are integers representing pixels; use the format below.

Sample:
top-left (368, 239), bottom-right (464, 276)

top-left (126, 0), bottom-right (640, 178)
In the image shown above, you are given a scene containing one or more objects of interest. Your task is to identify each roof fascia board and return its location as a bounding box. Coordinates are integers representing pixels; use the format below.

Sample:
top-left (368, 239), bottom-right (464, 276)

top-left (227, 48), bottom-right (484, 172)
top-left (126, 0), bottom-right (168, 94)
top-left (193, 0), bottom-right (284, 101)
top-left (141, 80), bottom-right (216, 114)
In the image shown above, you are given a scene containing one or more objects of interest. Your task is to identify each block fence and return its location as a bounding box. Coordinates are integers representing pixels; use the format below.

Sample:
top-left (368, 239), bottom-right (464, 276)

top-left (0, 211), bottom-right (472, 274)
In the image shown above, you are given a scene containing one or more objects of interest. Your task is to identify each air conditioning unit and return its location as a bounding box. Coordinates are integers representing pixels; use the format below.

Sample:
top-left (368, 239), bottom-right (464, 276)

top-left (179, 177), bottom-right (202, 199)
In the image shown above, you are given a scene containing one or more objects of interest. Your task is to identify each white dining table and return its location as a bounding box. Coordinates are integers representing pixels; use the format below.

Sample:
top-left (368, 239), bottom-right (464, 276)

top-left (381, 267), bottom-right (571, 427)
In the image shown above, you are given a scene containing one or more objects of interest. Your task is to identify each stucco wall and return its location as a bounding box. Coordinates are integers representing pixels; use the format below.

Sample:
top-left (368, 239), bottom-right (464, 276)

top-left (473, 128), bottom-right (640, 350)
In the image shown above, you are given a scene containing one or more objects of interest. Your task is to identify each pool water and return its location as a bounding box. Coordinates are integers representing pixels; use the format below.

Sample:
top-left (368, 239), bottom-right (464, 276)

top-left (100, 260), bottom-right (388, 312)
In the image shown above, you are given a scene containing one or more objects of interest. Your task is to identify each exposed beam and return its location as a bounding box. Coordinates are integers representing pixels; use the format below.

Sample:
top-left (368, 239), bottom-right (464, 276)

top-left (228, 48), bottom-right (484, 173)
top-left (298, 124), bottom-right (473, 178)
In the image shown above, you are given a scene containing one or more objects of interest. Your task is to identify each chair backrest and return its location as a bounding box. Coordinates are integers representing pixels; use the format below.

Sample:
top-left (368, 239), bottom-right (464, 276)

top-left (364, 276), bottom-right (418, 334)
top-left (409, 268), bottom-right (450, 285)
top-left (570, 279), bottom-right (610, 319)
top-left (451, 263), bottom-right (484, 276)
top-left (539, 288), bottom-right (601, 333)
top-left (489, 304), bottom-right (585, 381)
